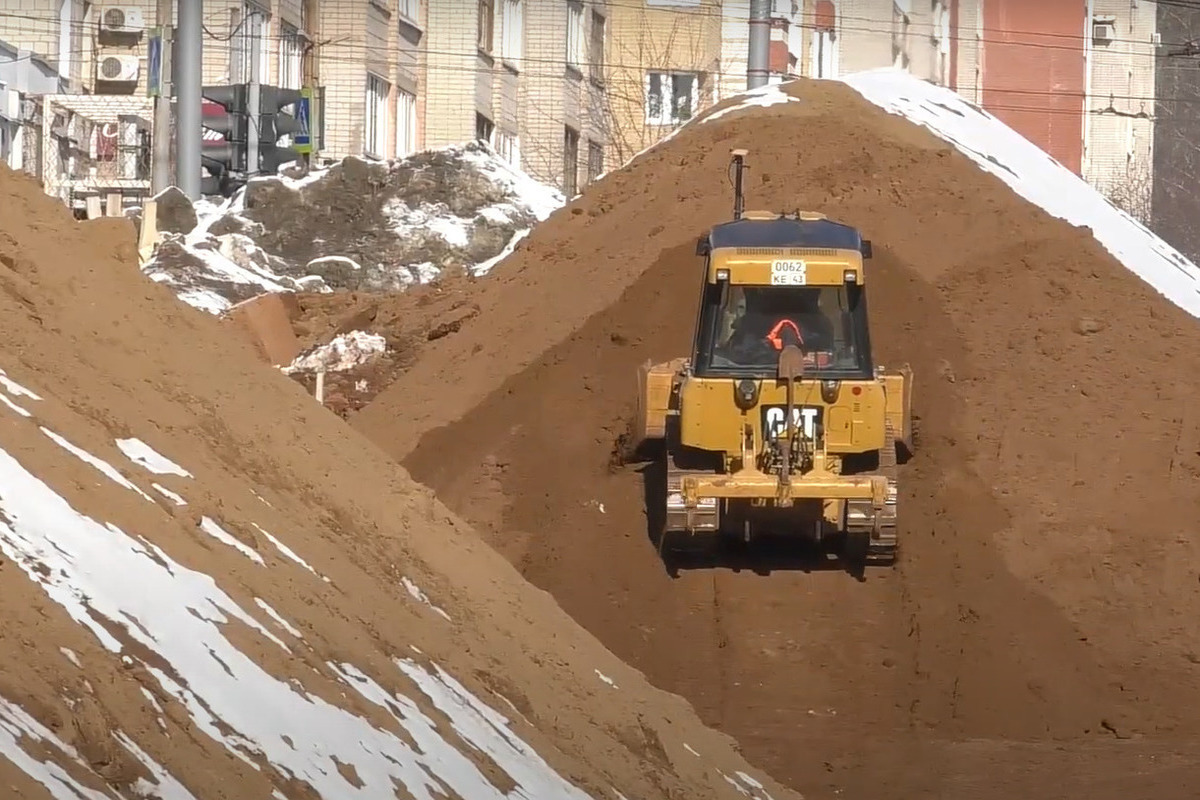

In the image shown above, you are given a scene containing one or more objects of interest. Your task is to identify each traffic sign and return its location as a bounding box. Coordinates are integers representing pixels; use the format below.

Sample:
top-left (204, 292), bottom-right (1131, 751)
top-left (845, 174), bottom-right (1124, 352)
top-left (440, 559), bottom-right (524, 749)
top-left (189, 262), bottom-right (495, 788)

top-left (147, 28), bottom-right (163, 97)
top-left (294, 88), bottom-right (313, 154)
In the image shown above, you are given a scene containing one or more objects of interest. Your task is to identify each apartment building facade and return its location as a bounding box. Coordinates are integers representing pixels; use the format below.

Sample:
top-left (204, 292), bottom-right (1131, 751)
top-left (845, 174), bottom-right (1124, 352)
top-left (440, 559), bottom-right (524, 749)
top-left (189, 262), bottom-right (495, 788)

top-left (0, 37), bottom-right (66, 171)
top-left (604, 0), bottom-right (722, 165)
top-left (419, 0), bottom-right (609, 196)
top-left (315, 0), bottom-right (424, 163)
top-left (950, 0), bottom-right (1156, 219)
top-left (0, 1), bottom-right (314, 97)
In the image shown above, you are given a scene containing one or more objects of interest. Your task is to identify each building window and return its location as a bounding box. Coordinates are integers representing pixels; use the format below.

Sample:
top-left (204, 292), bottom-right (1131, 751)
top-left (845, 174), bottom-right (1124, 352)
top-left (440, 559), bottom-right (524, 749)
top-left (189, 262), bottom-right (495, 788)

top-left (586, 139), bottom-right (603, 183)
top-left (645, 71), bottom-right (698, 125)
top-left (397, 0), bottom-right (418, 22)
top-left (279, 24), bottom-right (303, 89)
top-left (479, 0), bottom-right (495, 53)
top-left (589, 11), bottom-right (605, 83)
top-left (231, 4), bottom-right (270, 83)
top-left (563, 125), bottom-right (579, 195)
top-left (495, 130), bottom-right (520, 166)
top-left (57, 0), bottom-right (72, 80)
top-left (501, 0), bottom-right (523, 65)
top-left (396, 87), bottom-right (416, 158)
top-left (566, 1), bottom-right (585, 70)
top-left (476, 113), bottom-right (495, 146)
top-left (364, 72), bottom-right (390, 158)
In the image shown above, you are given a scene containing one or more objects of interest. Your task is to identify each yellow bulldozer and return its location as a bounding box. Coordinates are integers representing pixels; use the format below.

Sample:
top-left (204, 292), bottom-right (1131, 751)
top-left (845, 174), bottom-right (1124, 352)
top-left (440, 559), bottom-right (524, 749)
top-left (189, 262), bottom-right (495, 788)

top-left (627, 149), bottom-right (914, 568)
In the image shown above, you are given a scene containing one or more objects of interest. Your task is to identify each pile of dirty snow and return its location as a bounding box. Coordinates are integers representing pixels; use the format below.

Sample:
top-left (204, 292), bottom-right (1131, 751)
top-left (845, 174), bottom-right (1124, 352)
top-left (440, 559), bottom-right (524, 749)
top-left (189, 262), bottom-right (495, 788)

top-left (143, 141), bottom-right (563, 315)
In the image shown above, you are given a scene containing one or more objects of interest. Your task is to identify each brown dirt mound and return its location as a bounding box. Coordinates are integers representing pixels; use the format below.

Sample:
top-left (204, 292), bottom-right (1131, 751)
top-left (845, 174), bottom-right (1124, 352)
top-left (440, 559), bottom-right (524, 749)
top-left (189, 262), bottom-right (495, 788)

top-left (280, 278), bottom-right (482, 415)
top-left (0, 163), bottom-right (798, 800)
top-left (357, 79), bottom-right (1200, 798)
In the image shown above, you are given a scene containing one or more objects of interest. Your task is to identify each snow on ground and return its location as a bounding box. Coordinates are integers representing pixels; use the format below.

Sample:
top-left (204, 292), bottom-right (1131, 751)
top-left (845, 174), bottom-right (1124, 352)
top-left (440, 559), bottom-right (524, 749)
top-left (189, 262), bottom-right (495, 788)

top-left (839, 68), bottom-right (1200, 319)
top-left (702, 83), bottom-right (800, 125)
top-left (0, 369), bottom-right (595, 799)
top-left (456, 144), bottom-right (564, 223)
top-left (114, 438), bottom-right (192, 478)
top-left (281, 331), bottom-right (387, 375)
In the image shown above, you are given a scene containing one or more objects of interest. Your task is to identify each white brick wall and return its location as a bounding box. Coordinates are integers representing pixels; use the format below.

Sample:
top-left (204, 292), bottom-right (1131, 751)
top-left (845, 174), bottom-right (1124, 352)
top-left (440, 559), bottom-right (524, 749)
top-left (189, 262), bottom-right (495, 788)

top-left (317, 0), bottom-right (372, 160)
top-left (605, 0), bottom-right (721, 165)
top-left (954, 0), bottom-right (984, 105)
top-left (422, 0), bottom-right (475, 147)
top-left (1084, 0), bottom-right (1157, 219)
top-left (517, 0), bottom-right (609, 191)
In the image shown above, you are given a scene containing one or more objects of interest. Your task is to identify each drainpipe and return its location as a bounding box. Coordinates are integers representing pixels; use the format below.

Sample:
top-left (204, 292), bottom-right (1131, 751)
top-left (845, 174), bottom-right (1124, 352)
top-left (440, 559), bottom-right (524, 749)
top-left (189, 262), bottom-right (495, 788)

top-left (748, 0), bottom-right (771, 89)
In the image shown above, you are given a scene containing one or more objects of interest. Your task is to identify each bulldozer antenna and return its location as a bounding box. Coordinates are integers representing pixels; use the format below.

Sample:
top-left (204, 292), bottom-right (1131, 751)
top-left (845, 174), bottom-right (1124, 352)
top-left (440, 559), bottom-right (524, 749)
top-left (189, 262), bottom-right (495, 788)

top-left (731, 149), bottom-right (749, 221)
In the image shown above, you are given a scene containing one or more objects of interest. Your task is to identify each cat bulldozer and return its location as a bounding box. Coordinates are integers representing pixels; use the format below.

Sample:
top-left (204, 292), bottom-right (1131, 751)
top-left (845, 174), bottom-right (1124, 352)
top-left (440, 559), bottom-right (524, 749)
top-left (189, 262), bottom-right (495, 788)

top-left (628, 150), bottom-right (914, 567)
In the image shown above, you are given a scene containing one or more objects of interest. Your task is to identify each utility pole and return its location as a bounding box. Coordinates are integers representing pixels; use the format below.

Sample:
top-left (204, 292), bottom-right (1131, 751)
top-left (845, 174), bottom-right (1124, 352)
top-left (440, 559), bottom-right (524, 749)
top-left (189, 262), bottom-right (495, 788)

top-left (150, 0), bottom-right (173, 194)
top-left (247, 7), bottom-right (261, 177)
top-left (177, 0), bottom-right (203, 199)
top-left (747, 0), bottom-right (771, 90)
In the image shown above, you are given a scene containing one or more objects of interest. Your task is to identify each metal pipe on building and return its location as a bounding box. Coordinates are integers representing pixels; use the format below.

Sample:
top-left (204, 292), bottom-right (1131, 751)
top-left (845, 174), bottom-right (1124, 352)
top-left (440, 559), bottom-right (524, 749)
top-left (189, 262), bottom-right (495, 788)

top-left (247, 7), bottom-right (261, 178)
top-left (748, 0), bottom-right (771, 90)
top-left (150, 0), bottom-right (173, 194)
top-left (176, 0), bottom-right (203, 199)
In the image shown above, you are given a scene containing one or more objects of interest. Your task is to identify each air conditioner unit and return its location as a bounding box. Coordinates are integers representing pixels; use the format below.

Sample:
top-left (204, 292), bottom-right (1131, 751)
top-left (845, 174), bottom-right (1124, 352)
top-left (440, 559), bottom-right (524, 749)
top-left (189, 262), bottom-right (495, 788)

top-left (1092, 15), bottom-right (1116, 44)
top-left (99, 5), bottom-right (145, 34)
top-left (96, 54), bottom-right (140, 82)
top-left (2, 88), bottom-right (20, 121)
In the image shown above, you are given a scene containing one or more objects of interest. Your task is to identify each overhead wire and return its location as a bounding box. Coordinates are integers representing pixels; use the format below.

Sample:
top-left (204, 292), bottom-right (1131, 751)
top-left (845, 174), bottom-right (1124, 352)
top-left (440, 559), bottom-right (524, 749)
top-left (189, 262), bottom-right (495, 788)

top-left (0, 4), bottom-right (1194, 135)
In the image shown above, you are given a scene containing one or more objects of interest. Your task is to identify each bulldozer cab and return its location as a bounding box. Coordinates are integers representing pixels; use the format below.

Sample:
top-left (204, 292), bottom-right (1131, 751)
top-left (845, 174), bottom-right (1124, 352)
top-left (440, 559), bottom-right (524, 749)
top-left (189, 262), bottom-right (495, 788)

top-left (689, 209), bottom-right (876, 383)
top-left (693, 280), bottom-right (872, 379)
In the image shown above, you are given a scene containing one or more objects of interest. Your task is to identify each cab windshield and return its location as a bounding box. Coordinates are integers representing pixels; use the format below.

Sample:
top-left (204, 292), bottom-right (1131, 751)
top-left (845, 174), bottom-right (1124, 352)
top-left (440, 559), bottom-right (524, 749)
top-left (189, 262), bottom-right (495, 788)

top-left (692, 282), bottom-right (872, 378)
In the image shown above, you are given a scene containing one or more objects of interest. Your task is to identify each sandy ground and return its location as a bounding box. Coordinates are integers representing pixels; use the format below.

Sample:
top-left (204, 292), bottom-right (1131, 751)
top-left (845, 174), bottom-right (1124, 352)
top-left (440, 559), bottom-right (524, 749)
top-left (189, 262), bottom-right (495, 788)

top-left (343, 79), bottom-right (1200, 799)
top-left (0, 162), bottom-right (794, 800)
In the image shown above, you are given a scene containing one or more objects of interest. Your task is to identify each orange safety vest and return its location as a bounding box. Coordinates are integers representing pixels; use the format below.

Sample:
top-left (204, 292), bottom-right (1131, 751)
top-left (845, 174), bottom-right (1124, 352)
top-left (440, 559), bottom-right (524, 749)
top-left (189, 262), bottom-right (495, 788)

top-left (765, 319), bottom-right (804, 351)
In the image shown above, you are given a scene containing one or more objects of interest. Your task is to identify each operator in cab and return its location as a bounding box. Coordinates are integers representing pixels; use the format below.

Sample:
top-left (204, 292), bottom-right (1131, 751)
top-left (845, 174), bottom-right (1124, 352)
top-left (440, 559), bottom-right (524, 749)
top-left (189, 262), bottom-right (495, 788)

top-left (723, 286), bottom-right (836, 366)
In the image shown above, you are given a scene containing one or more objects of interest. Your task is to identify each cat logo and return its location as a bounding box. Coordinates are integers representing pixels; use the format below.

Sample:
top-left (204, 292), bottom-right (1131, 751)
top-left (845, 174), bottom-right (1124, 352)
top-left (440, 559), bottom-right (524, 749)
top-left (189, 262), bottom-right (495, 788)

top-left (762, 405), bottom-right (822, 440)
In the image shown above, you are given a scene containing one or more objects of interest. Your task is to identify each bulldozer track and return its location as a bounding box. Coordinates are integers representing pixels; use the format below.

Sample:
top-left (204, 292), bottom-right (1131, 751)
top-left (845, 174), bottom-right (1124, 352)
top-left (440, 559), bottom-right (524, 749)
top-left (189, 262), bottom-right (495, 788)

top-left (663, 464), bottom-right (720, 545)
top-left (845, 422), bottom-right (899, 566)
top-left (662, 427), bottom-right (899, 568)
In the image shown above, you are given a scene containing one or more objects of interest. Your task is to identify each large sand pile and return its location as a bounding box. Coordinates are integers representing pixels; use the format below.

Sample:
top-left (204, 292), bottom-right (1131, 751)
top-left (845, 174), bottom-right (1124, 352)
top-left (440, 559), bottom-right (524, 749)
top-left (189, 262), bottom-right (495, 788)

top-left (0, 164), bottom-right (791, 799)
top-left (355, 78), bottom-right (1200, 798)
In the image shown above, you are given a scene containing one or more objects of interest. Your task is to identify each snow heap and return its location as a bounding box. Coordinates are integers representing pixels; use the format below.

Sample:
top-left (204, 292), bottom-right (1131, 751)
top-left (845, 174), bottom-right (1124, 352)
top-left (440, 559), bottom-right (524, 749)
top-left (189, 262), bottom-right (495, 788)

top-left (143, 142), bottom-right (565, 316)
top-left (838, 68), bottom-right (1200, 319)
top-left (0, 365), bottom-right (595, 799)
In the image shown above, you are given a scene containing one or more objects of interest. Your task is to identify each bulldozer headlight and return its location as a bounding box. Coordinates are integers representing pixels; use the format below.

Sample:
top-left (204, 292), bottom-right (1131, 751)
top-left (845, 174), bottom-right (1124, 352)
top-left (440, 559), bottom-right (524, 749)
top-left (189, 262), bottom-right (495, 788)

top-left (820, 379), bottom-right (840, 403)
top-left (716, 268), bottom-right (730, 281)
top-left (843, 269), bottom-right (857, 283)
top-left (734, 378), bottom-right (759, 410)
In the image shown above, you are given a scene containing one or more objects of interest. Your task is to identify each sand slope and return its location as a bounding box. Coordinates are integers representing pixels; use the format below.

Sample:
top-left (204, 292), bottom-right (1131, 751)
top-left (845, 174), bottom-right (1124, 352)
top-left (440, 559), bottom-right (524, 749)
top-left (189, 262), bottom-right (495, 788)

top-left (354, 78), bottom-right (1200, 798)
top-left (0, 164), bottom-right (790, 800)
